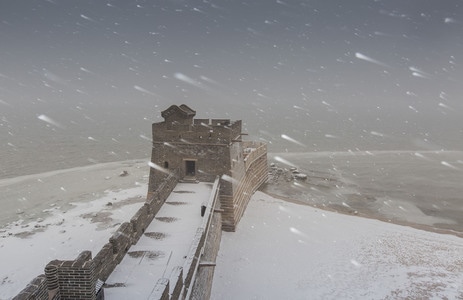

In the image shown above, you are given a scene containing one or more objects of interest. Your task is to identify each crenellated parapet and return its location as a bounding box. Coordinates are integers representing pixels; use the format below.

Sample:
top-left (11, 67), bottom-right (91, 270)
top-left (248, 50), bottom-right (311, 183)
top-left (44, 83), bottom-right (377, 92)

top-left (13, 173), bottom-right (179, 300)
top-left (221, 141), bottom-right (268, 231)
top-left (152, 118), bottom-right (242, 145)
top-left (14, 104), bottom-right (267, 299)
top-left (148, 104), bottom-right (267, 231)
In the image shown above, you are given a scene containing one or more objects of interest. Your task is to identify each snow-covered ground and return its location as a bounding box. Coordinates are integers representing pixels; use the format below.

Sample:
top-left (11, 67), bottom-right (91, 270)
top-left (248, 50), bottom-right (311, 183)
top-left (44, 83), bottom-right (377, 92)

top-left (0, 159), bottom-right (150, 228)
top-left (0, 160), bottom-right (149, 299)
top-left (2, 159), bottom-right (463, 299)
top-left (211, 191), bottom-right (463, 299)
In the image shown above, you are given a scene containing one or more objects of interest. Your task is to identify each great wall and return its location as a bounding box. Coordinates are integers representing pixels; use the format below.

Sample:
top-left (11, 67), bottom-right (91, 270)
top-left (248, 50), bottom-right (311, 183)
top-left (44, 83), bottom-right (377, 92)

top-left (13, 104), bottom-right (268, 300)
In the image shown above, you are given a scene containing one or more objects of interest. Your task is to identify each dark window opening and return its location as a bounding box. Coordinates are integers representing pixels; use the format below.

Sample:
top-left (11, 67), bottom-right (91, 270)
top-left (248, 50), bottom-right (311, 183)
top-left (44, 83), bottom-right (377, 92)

top-left (164, 161), bottom-right (169, 169)
top-left (185, 160), bottom-right (196, 176)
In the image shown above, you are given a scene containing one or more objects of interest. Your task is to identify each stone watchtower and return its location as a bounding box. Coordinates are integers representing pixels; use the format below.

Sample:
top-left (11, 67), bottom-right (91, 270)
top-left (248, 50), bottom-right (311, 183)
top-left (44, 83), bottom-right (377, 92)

top-left (147, 104), bottom-right (268, 231)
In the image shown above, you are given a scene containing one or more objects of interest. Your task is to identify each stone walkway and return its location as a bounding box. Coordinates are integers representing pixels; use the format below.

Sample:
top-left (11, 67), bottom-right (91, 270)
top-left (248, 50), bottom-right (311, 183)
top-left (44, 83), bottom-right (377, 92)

top-left (104, 182), bottom-right (213, 299)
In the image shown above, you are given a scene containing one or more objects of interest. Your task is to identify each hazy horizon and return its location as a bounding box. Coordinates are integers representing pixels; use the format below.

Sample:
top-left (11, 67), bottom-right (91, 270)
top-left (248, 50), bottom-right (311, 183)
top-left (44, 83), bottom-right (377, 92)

top-left (1, 0), bottom-right (462, 177)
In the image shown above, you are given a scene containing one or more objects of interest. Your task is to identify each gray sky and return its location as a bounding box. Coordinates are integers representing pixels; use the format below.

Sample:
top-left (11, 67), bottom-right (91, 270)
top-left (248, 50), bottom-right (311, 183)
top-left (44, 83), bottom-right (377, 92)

top-left (1, 0), bottom-right (462, 153)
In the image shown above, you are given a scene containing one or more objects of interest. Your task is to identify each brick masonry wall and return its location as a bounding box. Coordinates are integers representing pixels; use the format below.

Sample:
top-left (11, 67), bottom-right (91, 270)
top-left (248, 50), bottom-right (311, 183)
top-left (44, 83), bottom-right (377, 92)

top-left (152, 119), bottom-right (240, 145)
top-left (221, 143), bottom-right (268, 232)
top-left (169, 266), bottom-right (183, 299)
top-left (148, 278), bottom-right (169, 300)
top-left (149, 177), bottom-right (221, 300)
top-left (13, 172), bottom-right (179, 299)
top-left (13, 107), bottom-right (265, 298)
top-left (93, 172), bottom-right (179, 280)
top-left (233, 154), bottom-right (268, 227)
top-left (92, 242), bottom-right (114, 282)
top-left (148, 115), bottom-right (241, 194)
top-left (182, 229), bottom-right (204, 295)
top-left (44, 251), bottom-right (96, 300)
top-left (130, 204), bottom-right (150, 240)
top-left (12, 275), bottom-right (48, 300)
top-left (149, 142), bottom-right (230, 191)
top-left (190, 199), bottom-right (223, 300)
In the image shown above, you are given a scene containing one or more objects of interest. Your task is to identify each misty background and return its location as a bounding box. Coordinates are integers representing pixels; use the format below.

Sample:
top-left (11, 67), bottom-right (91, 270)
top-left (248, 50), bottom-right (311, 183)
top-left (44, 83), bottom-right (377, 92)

top-left (1, 0), bottom-right (462, 178)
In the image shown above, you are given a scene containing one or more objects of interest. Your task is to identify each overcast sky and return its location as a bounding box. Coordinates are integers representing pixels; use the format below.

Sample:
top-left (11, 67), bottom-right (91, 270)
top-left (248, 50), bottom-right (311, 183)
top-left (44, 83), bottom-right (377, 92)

top-left (1, 0), bottom-right (462, 152)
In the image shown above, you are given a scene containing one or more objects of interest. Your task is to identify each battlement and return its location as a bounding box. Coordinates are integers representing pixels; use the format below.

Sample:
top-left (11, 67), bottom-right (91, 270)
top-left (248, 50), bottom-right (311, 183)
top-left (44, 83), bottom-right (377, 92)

top-left (148, 104), bottom-right (267, 231)
top-left (13, 104), bottom-right (268, 299)
top-left (152, 119), bottom-right (242, 145)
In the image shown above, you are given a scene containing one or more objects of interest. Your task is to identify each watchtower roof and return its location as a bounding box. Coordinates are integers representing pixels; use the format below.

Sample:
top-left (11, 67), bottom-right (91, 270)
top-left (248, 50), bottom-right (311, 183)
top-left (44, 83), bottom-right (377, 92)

top-left (161, 104), bottom-right (196, 120)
